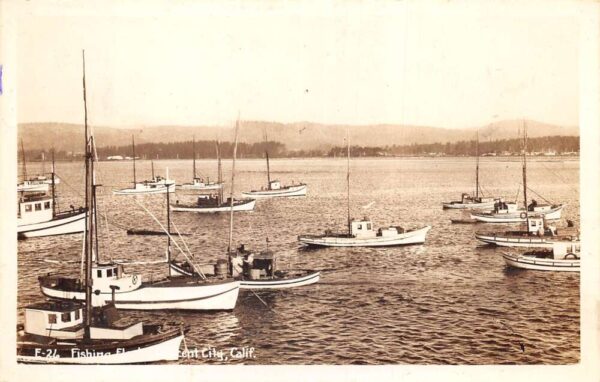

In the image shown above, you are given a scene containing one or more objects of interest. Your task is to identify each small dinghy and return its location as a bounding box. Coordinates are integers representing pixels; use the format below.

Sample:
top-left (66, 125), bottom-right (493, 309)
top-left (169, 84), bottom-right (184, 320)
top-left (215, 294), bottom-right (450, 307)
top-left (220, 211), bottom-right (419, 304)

top-left (502, 242), bottom-right (580, 272)
top-left (17, 301), bottom-right (186, 364)
top-left (442, 130), bottom-right (500, 210)
top-left (171, 194), bottom-right (256, 213)
top-left (475, 216), bottom-right (579, 248)
top-left (178, 137), bottom-right (224, 191)
top-left (17, 151), bottom-right (86, 239)
top-left (113, 138), bottom-right (176, 195)
top-left (299, 218), bottom-right (431, 247)
top-left (470, 122), bottom-right (565, 224)
top-left (242, 129), bottom-right (307, 198)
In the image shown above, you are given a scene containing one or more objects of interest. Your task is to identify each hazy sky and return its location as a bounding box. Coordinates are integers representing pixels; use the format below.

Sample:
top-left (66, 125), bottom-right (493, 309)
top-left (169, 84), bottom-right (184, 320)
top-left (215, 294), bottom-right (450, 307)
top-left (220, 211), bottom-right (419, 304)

top-left (16, 1), bottom-right (579, 128)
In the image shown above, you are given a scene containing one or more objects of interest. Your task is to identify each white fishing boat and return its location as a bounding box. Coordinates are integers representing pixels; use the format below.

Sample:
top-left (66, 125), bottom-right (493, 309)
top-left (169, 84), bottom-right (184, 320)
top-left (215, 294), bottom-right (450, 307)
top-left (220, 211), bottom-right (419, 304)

top-left (39, 72), bottom-right (239, 312)
top-left (443, 130), bottom-right (500, 210)
top-left (178, 137), bottom-right (224, 191)
top-left (502, 242), bottom-right (580, 272)
top-left (470, 122), bottom-right (565, 223)
top-left (113, 138), bottom-right (176, 195)
top-left (17, 152), bottom-right (86, 239)
top-left (17, 301), bottom-right (186, 364)
top-left (298, 129), bottom-right (431, 248)
top-left (242, 129), bottom-right (307, 198)
top-left (172, 139), bottom-right (255, 212)
top-left (171, 195), bottom-right (256, 213)
top-left (170, 250), bottom-right (320, 289)
top-left (299, 218), bottom-right (431, 247)
top-left (475, 216), bottom-right (579, 248)
top-left (18, 54), bottom-right (186, 365)
top-left (17, 140), bottom-right (61, 192)
top-left (170, 120), bottom-right (320, 289)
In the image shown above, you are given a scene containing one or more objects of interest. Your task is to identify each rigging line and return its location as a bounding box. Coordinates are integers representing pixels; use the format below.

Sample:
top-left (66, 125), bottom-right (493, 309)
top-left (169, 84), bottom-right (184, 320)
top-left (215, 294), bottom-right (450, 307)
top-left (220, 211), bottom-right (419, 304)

top-left (133, 198), bottom-right (206, 280)
top-left (525, 186), bottom-right (553, 205)
top-left (170, 217), bottom-right (195, 261)
top-left (250, 289), bottom-right (277, 313)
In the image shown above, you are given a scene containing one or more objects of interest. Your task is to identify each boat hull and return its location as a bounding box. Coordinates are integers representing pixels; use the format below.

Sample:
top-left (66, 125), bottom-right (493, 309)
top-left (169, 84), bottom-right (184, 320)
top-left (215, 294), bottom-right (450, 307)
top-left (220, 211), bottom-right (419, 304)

top-left (17, 210), bottom-right (87, 238)
top-left (502, 252), bottom-right (579, 272)
top-left (171, 199), bottom-right (256, 213)
top-left (298, 225), bottom-right (431, 247)
top-left (169, 263), bottom-right (320, 289)
top-left (17, 183), bottom-right (49, 192)
top-left (470, 205), bottom-right (564, 223)
top-left (179, 183), bottom-right (223, 191)
top-left (113, 183), bottom-right (176, 195)
top-left (442, 200), bottom-right (497, 210)
top-left (242, 184), bottom-right (307, 198)
top-left (40, 280), bottom-right (240, 311)
top-left (475, 232), bottom-right (580, 248)
top-left (17, 330), bottom-right (184, 364)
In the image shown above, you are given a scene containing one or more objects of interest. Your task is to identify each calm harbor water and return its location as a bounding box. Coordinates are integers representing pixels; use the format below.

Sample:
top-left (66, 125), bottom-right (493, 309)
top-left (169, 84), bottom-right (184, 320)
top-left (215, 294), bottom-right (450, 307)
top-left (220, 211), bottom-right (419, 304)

top-left (17, 157), bottom-right (580, 364)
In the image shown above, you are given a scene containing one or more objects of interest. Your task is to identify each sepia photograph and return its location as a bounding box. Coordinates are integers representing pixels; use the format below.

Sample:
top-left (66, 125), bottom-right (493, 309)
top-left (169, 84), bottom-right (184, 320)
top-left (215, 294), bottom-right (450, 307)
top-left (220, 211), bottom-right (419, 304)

top-left (0, 0), bottom-right (598, 381)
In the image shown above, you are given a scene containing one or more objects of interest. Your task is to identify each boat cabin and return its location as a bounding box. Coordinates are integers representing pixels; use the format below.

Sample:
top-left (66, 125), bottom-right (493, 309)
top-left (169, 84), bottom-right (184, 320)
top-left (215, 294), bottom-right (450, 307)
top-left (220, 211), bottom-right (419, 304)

top-left (350, 219), bottom-right (377, 238)
top-left (460, 193), bottom-right (495, 204)
top-left (18, 193), bottom-right (53, 224)
top-left (552, 242), bottom-right (580, 260)
top-left (196, 194), bottom-right (230, 207)
top-left (493, 200), bottom-right (518, 214)
top-left (24, 301), bottom-right (84, 339)
top-left (91, 262), bottom-right (141, 295)
top-left (528, 200), bottom-right (556, 213)
top-left (268, 180), bottom-right (281, 190)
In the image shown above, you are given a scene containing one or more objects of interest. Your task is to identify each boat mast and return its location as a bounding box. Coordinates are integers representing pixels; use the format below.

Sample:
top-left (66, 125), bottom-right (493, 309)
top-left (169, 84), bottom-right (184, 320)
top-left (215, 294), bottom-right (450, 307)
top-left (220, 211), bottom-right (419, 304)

top-left (264, 129), bottom-right (271, 189)
top-left (51, 149), bottom-right (56, 217)
top-left (151, 160), bottom-right (155, 179)
top-left (20, 139), bottom-right (27, 181)
top-left (82, 50), bottom-right (92, 341)
top-left (346, 128), bottom-right (351, 234)
top-left (192, 136), bottom-right (196, 180)
top-left (475, 129), bottom-right (480, 199)
top-left (132, 135), bottom-right (137, 184)
top-left (522, 120), bottom-right (529, 227)
top-left (216, 139), bottom-right (223, 201)
top-left (166, 184), bottom-right (171, 264)
top-left (227, 118), bottom-right (240, 253)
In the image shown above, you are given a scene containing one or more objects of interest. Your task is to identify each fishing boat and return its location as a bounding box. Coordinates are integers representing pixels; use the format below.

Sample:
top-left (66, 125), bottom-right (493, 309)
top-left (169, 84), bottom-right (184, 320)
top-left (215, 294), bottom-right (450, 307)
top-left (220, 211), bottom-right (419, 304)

top-left (502, 242), bottom-right (580, 272)
top-left (39, 63), bottom-right (239, 312)
top-left (17, 140), bottom-right (61, 192)
top-left (475, 216), bottom-right (579, 248)
top-left (17, 151), bottom-right (86, 239)
top-left (113, 138), bottom-right (176, 195)
top-left (242, 130), bottom-right (307, 198)
top-left (18, 53), bottom-right (186, 364)
top-left (470, 122), bottom-right (564, 223)
top-left (170, 120), bottom-right (319, 289)
top-left (298, 130), bottom-right (431, 247)
top-left (172, 139), bottom-right (255, 213)
top-left (442, 131), bottom-right (500, 210)
top-left (178, 137), bottom-right (224, 191)
top-left (17, 301), bottom-right (186, 364)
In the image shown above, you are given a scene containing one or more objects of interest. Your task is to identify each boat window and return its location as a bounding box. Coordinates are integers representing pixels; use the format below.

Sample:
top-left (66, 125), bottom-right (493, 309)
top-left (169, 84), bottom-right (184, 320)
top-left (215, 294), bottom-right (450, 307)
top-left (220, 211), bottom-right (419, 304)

top-left (44, 201), bottom-right (51, 209)
top-left (357, 224), bottom-right (362, 229)
top-left (107, 268), bottom-right (113, 277)
top-left (48, 314), bottom-right (57, 324)
top-left (61, 312), bottom-right (71, 322)
top-left (75, 310), bottom-right (80, 320)
top-left (97, 269), bottom-right (102, 278)
top-left (35, 203), bottom-right (42, 211)
top-left (531, 221), bottom-right (536, 226)
top-left (114, 267), bottom-right (119, 276)
top-left (25, 205), bottom-right (32, 212)
top-left (367, 223), bottom-right (372, 230)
